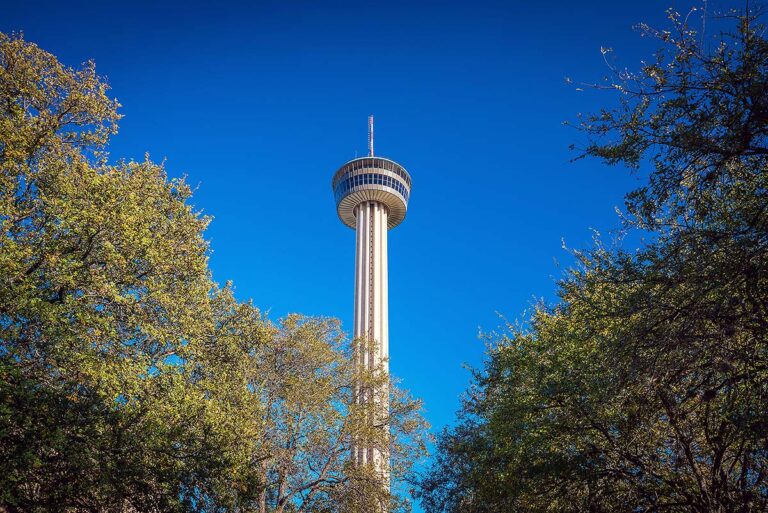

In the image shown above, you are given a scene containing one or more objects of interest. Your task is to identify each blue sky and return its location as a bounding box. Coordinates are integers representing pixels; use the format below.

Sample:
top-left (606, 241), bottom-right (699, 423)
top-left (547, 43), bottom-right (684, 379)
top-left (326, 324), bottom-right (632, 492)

top-left (5, 0), bottom-right (701, 487)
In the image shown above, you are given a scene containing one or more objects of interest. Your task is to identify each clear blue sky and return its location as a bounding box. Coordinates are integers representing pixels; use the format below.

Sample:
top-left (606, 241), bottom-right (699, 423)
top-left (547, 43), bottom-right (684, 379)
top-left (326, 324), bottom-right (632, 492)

top-left (5, 0), bottom-right (701, 486)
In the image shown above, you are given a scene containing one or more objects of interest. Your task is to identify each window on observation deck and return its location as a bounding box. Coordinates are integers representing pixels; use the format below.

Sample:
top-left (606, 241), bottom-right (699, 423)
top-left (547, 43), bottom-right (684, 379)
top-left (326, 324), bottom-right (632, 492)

top-left (334, 173), bottom-right (409, 203)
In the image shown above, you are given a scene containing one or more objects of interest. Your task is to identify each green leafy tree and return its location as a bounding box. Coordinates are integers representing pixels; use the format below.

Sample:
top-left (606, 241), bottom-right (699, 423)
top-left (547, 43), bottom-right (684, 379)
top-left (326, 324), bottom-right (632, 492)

top-left (0, 31), bottom-right (264, 511)
top-left (243, 318), bottom-right (427, 513)
top-left (419, 5), bottom-right (768, 513)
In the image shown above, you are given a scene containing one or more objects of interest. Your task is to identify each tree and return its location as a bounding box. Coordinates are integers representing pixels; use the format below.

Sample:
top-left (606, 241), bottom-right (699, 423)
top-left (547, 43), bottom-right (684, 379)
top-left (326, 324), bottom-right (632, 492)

top-left (0, 33), bottom-right (429, 512)
top-left (0, 31), bottom-right (264, 511)
top-left (243, 317), bottom-right (427, 513)
top-left (419, 5), bottom-right (768, 513)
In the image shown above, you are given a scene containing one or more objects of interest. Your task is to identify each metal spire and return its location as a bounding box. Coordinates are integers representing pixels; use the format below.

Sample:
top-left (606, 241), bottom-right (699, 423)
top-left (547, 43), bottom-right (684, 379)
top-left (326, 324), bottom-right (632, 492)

top-left (368, 115), bottom-right (374, 157)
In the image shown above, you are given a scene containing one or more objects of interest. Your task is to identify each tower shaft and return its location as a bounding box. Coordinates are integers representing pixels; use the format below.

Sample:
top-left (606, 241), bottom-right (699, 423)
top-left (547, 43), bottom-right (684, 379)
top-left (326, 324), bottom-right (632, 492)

top-left (353, 200), bottom-right (389, 478)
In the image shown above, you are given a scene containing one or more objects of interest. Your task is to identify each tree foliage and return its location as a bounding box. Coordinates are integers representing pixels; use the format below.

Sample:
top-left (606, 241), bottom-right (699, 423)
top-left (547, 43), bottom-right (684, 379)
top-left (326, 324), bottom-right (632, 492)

top-left (0, 33), bottom-right (428, 512)
top-left (419, 5), bottom-right (768, 513)
top-left (245, 316), bottom-right (427, 513)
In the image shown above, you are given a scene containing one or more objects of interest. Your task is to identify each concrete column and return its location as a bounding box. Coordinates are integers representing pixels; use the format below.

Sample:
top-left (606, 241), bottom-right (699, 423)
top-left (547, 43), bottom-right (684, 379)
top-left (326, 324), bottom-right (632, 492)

top-left (352, 201), bottom-right (390, 482)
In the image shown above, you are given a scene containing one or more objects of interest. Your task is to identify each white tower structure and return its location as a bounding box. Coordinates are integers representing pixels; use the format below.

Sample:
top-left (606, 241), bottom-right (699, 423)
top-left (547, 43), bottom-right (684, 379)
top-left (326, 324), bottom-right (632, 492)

top-left (331, 116), bottom-right (412, 485)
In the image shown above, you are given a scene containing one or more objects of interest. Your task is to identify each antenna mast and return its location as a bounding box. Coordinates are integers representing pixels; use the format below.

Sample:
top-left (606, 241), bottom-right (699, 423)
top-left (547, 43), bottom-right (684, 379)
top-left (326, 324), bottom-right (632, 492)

top-left (368, 115), bottom-right (374, 157)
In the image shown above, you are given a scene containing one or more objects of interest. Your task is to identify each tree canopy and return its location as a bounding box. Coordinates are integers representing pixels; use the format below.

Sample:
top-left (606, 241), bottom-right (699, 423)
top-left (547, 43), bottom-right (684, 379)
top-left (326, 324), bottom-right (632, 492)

top-left (0, 33), bottom-right (428, 513)
top-left (419, 5), bottom-right (768, 513)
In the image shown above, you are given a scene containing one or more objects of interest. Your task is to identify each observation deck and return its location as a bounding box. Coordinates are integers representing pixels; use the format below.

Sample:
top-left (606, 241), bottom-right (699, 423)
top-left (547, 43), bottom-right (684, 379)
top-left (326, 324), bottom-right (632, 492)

top-left (331, 156), bottom-right (412, 230)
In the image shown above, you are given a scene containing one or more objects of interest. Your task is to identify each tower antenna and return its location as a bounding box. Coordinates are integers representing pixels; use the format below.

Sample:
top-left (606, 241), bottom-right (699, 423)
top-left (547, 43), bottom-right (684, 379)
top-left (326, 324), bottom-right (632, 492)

top-left (368, 115), bottom-right (374, 157)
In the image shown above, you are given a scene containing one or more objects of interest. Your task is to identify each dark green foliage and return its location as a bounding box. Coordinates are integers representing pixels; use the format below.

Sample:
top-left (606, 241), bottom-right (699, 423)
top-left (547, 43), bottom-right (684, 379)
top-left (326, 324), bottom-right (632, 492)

top-left (419, 5), bottom-right (768, 513)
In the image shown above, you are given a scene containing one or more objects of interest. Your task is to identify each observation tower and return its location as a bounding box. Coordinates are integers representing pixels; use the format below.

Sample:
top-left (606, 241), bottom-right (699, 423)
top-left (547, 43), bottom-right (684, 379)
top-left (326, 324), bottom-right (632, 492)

top-left (331, 116), bottom-right (412, 486)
